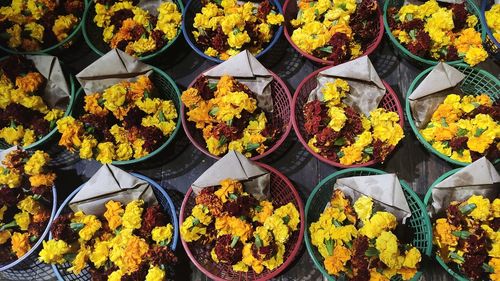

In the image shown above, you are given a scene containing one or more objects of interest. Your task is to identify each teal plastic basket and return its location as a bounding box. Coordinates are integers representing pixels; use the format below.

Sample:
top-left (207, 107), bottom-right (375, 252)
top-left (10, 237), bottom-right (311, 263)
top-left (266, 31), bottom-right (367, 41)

top-left (405, 63), bottom-right (500, 166)
top-left (82, 0), bottom-right (184, 62)
top-left (0, 56), bottom-right (77, 151)
top-left (305, 168), bottom-right (433, 281)
top-left (383, 0), bottom-right (486, 66)
top-left (70, 67), bottom-right (181, 165)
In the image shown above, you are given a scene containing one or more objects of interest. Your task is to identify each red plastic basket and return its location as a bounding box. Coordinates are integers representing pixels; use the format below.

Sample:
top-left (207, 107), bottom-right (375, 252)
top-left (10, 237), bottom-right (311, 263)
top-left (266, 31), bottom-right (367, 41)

top-left (283, 0), bottom-right (384, 65)
top-left (179, 163), bottom-right (305, 281)
top-left (291, 66), bottom-right (404, 168)
top-left (181, 70), bottom-right (292, 161)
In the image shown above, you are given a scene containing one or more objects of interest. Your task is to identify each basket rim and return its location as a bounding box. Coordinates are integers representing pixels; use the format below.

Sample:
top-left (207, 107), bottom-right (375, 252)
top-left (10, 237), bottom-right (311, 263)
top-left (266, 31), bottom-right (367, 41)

top-left (50, 172), bottom-right (179, 280)
top-left (181, 0), bottom-right (284, 64)
top-left (383, 0), bottom-right (486, 66)
top-left (282, 0), bottom-right (384, 65)
top-left (180, 69), bottom-right (293, 161)
top-left (291, 65), bottom-right (404, 168)
top-left (404, 63), bottom-right (500, 167)
top-left (0, 1), bottom-right (88, 55)
top-left (422, 168), bottom-right (469, 281)
top-left (72, 66), bottom-right (182, 165)
top-left (479, 0), bottom-right (500, 48)
top-left (178, 162), bottom-right (305, 281)
top-left (0, 186), bottom-right (57, 272)
top-left (82, 0), bottom-right (185, 61)
top-left (304, 167), bottom-right (433, 281)
top-left (0, 55), bottom-right (77, 151)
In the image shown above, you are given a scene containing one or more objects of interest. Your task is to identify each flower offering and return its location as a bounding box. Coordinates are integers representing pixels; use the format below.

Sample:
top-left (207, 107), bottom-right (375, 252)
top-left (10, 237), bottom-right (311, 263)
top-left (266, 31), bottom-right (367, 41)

top-left (485, 4), bottom-right (500, 42)
top-left (310, 189), bottom-right (421, 280)
top-left (387, 0), bottom-right (487, 66)
top-left (182, 75), bottom-right (278, 157)
top-left (0, 56), bottom-right (65, 147)
top-left (303, 78), bottom-right (403, 165)
top-left (0, 149), bottom-right (55, 263)
top-left (433, 195), bottom-right (500, 280)
top-left (92, 0), bottom-right (182, 57)
top-left (0, 0), bottom-right (84, 51)
top-left (56, 75), bottom-right (178, 163)
top-left (420, 93), bottom-right (499, 163)
top-left (180, 178), bottom-right (300, 273)
top-left (290, 0), bottom-right (379, 64)
top-left (39, 199), bottom-right (177, 280)
top-left (191, 0), bottom-right (284, 60)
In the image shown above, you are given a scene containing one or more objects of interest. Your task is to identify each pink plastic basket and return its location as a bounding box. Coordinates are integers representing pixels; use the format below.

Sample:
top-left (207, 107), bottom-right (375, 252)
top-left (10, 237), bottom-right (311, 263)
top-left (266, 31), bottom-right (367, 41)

top-left (179, 163), bottom-right (305, 281)
top-left (283, 0), bottom-right (384, 65)
top-left (291, 67), bottom-right (404, 168)
top-left (181, 71), bottom-right (292, 161)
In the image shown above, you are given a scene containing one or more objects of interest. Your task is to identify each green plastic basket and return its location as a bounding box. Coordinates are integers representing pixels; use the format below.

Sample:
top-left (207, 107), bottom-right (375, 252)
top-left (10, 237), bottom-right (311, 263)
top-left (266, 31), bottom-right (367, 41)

top-left (405, 63), bottom-right (500, 166)
top-left (70, 67), bottom-right (181, 165)
top-left (82, 0), bottom-right (184, 62)
top-left (383, 0), bottom-right (486, 66)
top-left (304, 167), bottom-right (433, 281)
top-left (0, 1), bottom-right (88, 55)
top-left (0, 56), bottom-right (77, 151)
top-left (423, 168), bottom-right (470, 281)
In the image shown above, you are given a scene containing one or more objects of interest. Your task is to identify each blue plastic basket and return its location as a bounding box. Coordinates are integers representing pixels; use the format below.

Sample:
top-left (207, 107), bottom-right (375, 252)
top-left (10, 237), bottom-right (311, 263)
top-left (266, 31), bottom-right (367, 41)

top-left (50, 173), bottom-right (179, 281)
top-left (0, 187), bottom-right (58, 281)
top-left (182, 0), bottom-right (284, 63)
top-left (480, 0), bottom-right (500, 61)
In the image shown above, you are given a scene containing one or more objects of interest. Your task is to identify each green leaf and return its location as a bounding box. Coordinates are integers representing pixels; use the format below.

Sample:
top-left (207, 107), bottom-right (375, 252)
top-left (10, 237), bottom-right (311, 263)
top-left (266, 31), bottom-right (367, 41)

top-left (474, 127), bottom-right (487, 137)
top-left (246, 143), bottom-right (260, 152)
top-left (86, 126), bottom-right (95, 134)
top-left (440, 117), bottom-right (448, 127)
top-left (209, 107), bottom-right (219, 117)
top-left (49, 120), bottom-right (56, 129)
top-left (345, 241), bottom-right (352, 249)
top-left (452, 230), bottom-right (471, 239)
top-left (406, 13), bottom-right (413, 21)
top-left (29, 235), bottom-right (38, 243)
top-left (97, 97), bottom-right (105, 106)
top-left (144, 91), bottom-right (150, 99)
top-left (471, 102), bottom-right (480, 108)
top-left (158, 110), bottom-right (166, 122)
top-left (70, 222), bottom-right (85, 231)
top-left (365, 247), bottom-right (380, 257)
top-left (228, 193), bottom-right (238, 200)
top-left (10, 120), bottom-right (16, 128)
top-left (192, 217), bottom-right (200, 227)
top-left (483, 263), bottom-right (494, 273)
top-left (337, 151), bottom-right (345, 158)
top-left (282, 215), bottom-right (290, 224)
top-left (314, 9), bottom-right (319, 17)
top-left (319, 46), bottom-right (333, 53)
top-left (0, 221), bottom-right (17, 231)
top-left (449, 252), bottom-right (465, 263)
top-left (333, 220), bottom-right (342, 227)
top-left (427, 123), bottom-right (435, 128)
top-left (338, 3), bottom-right (347, 10)
top-left (218, 135), bottom-right (227, 146)
top-left (334, 137), bottom-right (346, 146)
top-left (230, 235), bottom-right (240, 248)
top-left (459, 203), bottom-right (476, 215)
top-left (255, 235), bottom-right (263, 249)
top-left (457, 128), bottom-right (468, 137)
top-left (409, 29), bottom-right (416, 40)
top-left (226, 119), bottom-right (233, 126)
top-left (239, 216), bottom-right (246, 221)
top-left (232, 28), bottom-right (240, 34)
top-left (255, 205), bottom-right (263, 212)
top-left (325, 239), bottom-right (334, 256)
top-left (32, 194), bottom-right (41, 200)
top-left (208, 83), bottom-right (217, 91)
top-left (363, 147), bottom-right (373, 155)
top-left (63, 253), bottom-right (77, 262)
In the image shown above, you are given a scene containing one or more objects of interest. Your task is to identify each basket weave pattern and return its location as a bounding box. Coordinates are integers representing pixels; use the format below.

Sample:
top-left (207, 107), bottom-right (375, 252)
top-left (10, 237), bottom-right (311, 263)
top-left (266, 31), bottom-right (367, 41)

top-left (480, 0), bottom-right (499, 61)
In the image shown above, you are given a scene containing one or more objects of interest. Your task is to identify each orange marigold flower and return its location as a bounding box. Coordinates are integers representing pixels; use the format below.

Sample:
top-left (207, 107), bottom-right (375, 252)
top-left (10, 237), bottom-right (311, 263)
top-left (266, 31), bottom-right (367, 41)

top-left (84, 94), bottom-right (109, 117)
top-left (15, 72), bottom-right (45, 93)
top-left (29, 173), bottom-right (56, 187)
top-left (11, 232), bottom-right (31, 258)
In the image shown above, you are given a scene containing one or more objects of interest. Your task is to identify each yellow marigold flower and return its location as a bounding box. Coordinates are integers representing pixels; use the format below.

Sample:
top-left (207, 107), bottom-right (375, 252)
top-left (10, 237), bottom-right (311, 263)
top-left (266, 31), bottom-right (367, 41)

top-left (52, 14), bottom-right (78, 41)
top-left (492, 198), bottom-right (500, 218)
top-left (103, 83), bottom-right (127, 112)
top-left (133, 139), bottom-right (148, 159)
top-left (353, 195), bottom-right (373, 223)
top-left (84, 94), bottom-right (108, 117)
top-left (359, 211), bottom-right (397, 239)
top-left (450, 149), bottom-right (472, 163)
top-left (39, 239), bottom-right (70, 264)
top-left (0, 126), bottom-right (25, 145)
top-left (376, 231), bottom-right (403, 269)
top-left (115, 143), bottom-right (133, 161)
top-left (17, 196), bottom-right (41, 215)
top-left (127, 37), bottom-right (157, 56)
top-left (108, 269), bottom-right (124, 281)
top-left (136, 98), bottom-right (162, 114)
top-left (0, 231), bottom-right (11, 245)
top-left (96, 142), bottom-right (115, 164)
top-left (68, 244), bottom-right (90, 274)
top-left (15, 72), bottom-right (44, 93)
top-left (79, 136), bottom-right (98, 160)
top-left (322, 79), bottom-right (349, 105)
top-left (104, 200), bottom-right (124, 231)
top-left (324, 245), bottom-right (351, 275)
top-left (7, 24), bottom-right (22, 48)
top-left (122, 200), bottom-right (144, 230)
top-left (432, 141), bottom-right (452, 157)
top-left (339, 144), bottom-right (363, 165)
top-left (206, 136), bottom-right (228, 156)
top-left (403, 247), bottom-right (421, 269)
top-left (0, 167), bottom-right (22, 188)
top-left (433, 218), bottom-right (458, 257)
top-left (29, 172), bottom-right (56, 188)
top-left (192, 204), bottom-right (212, 225)
top-left (44, 108), bottom-right (65, 122)
top-left (215, 178), bottom-right (243, 203)
top-left (240, 243), bottom-right (262, 273)
top-left (263, 214), bottom-right (290, 244)
top-left (25, 150), bottom-right (49, 176)
top-left (253, 200), bottom-right (274, 224)
top-left (273, 202), bottom-right (300, 231)
top-left (180, 215), bottom-right (206, 242)
top-left (0, 205), bottom-right (6, 221)
top-left (151, 224), bottom-right (173, 245)
top-left (327, 106), bottom-right (347, 131)
top-left (267, 13), bottom-right (284, 25)
top-left (14, 211), bottom-right (30, 231)
top-left (11, 232), bottom-right (30, 258)
top-left (489, 258), bottom-right (500, 281)
top-left (57, 117), bottom-right (83, 151)
top-left (90, 240), bottom-right (109, 268)
top-left (465, 195), bottom-right (490, 221)
top-left (157, 2), bottom-right (182, 40)
top-left (78, 213), bottom-right (102, 241)
top-left (145, 266), bottom-right (166, 281)
top-left (464, 46), bottom-right (488, 66)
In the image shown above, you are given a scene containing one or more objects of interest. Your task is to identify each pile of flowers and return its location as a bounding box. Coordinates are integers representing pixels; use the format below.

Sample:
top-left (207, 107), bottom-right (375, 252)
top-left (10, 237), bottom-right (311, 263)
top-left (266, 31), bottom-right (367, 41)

top-left (303, 79), bottom-right (404, 165)
top-left (191, 0), bottom-right (284, 60)
top-left (387, 0), bottom-right (488, 66)
top-left (419, 94), bottom-right (499, 163)
top-left (0, 56), bottom-right (65, 147)
top-left (56, 75), bottom-right (178, 163)
top-left (485, 4), bottom-right (500, 43)
top-left (0, 149), bottom-right (55, 264)
top-left (290, 0), bottom-right (379, 64)
top-left (0, 0), bottom-right (84, 51)
top-left (310, 189), bottom-right (421, 280)
top-left (433, 195), bottom-right (500, 280)
top-left (181, 178), bottom-right (300, 274)
top-left (182, 75), bottom-right (278, 157)
top-left (39, 199), bottom-right (177, 280)
top-left (93, 0), bottom-right (182, 57)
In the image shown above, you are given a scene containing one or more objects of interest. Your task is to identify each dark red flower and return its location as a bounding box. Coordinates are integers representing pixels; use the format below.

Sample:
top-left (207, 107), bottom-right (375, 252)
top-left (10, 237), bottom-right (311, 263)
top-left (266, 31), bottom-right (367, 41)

top-left (195, 187), bottom-right (223, 216)
top-left (50, 213), bottom-right (78, 243)
top-left (446, 203), bottom-right (465, 226)
top-left (211, 27), bottom-right (229, 53)
top-left (138, 125), bottom-right (164, 152)
top-left (316, 127), bottom-right (339, 146)
top-left (0, 187), bottom-right (22, 207)
top-left (147, 245), bottom-right (178, 266)
top-left (138, 205), bottom-right (168, 239)
top-left (28, 221), bottom-right (47, 239)
top-left (193, 76), bottom-right (214, 101)
top-left (130, 25), bottom-right (147, 41)
top-left (63, 0), bottom-right (85, 16)
top-left (451, 3), bottom-right (468, 32)
top-left (123, 107), bottom-right (146, 129)
top-left (406, 31), bottom-right (431, 57)
top-left (339, 106), bottom-right (363, 144)
top-left (387, 7), bottom-right (401, 30)
top-left (350, 0), bottom-right (379, 49)
top-left (401, 19), bottom-right (425, 31)
top-left (110, 9), bottom-right (135, 29)
top-left (462, 253), bottom-right (487, 280)
top-left (350, 236), bottom-right (370, 281)
top-left (214, 234), bottom-right (243, 264)
top-left (252, 239), bottom-right (277, 260)
top-left (89, 266), bottom-right (117, 281)
top-left (257, 0), bottom-right (272, 19)
top-left (121, 262), bottom-right (149, 281)
top-left (449, 137), bottom-right (468, 151)
top-left (373, 139), bottom-right (394, 163)
top-left (467, 104), bottom-right (500, 121)
top-left (0, 56), bottom-right (36, 82)
top-left (326, 33), bottom-right (351, 65)
top-left (151, 29), bottom-right (167, 50)
top-left (212, 123), bottom-right (240, 141)
top-left (223, 195), bottom-right (258, 218)
top-left (303, 100), bottom-right (324, 136)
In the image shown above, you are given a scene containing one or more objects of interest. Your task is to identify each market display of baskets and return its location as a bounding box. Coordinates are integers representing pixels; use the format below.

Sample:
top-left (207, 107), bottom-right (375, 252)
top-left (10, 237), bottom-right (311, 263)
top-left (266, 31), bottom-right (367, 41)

top-left (50, 172), bottom-right (179, 281)
top-left (480, 0), bottom-right (500, 61)
top-left (0, 187), bottom-right (57, 281)
top-left (181, 70), bottom-right (292, 161)
top-left (282, 0), bottom-right (384, 65)
top-left (405, 63), bottom-right (500, 166)
top-left (179, 163), bottom-right (305, 281)
top-left (291, 66), bottom-right (404, 168)
top-left (304, 167), bottom-right (433, 281)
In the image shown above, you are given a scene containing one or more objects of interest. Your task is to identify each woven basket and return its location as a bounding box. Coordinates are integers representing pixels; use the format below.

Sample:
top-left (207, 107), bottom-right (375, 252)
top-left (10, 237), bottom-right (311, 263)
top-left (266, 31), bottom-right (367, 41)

top-left (179, 163), bottom-right (305, 281)
top-left (423, 168), bottom-right (469, 281)
top-left (182, 0), bottom-right (284, 63)
top-left (0, 56), bottom-right (77, 151)
top-left (305, 167), bottom-right (433, 281)
top-left (82, 0), bottom-right (184, 62)
top-left (0, 187), bottom-right (57, 281)
top-left (282, 0), bottom-right (384, 65)
top-left (0, 1), bottom-right (87, 55)
top-left (181, 71), bottom-right (292, 161)
top-left (405, 63), bottom-right (500, 166)
top-left (51, 173), bottom-right (179, 281)
top-left (291, 67), bottom-right (404, 168)
top-left (383, 0), bottom-right (486, 66)
top-left (70, 67), bottom-right (181, 165)
top-left (480, 0), bottom-right (500, 61)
